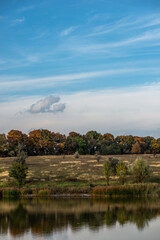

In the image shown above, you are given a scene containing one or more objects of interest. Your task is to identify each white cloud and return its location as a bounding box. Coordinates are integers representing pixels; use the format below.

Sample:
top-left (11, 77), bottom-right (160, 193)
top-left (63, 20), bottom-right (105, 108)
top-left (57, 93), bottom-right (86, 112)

top-left (27, 95), bottom-right (66, 114)
top-left (70, 28), bottom-right (160, 54)
top-left (88, 14), bottom-right (160, 37)
top-left (60, 26), bottom-right (77, 36)
top-left (17, 6), bottom-right (34, 12)
top-left (11, 17), bottom-right (25, 26)
top-left (0, 67), bottom-right (158, 94)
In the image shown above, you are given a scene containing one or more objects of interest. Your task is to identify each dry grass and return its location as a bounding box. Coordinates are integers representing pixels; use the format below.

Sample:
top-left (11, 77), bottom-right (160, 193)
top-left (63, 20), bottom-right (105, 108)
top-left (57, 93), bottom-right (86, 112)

top-left (0, 154), bottom-right (160, 183)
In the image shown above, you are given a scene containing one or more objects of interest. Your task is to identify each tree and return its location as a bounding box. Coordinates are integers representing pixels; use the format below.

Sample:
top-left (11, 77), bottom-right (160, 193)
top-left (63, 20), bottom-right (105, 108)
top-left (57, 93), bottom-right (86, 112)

top-left (0, 133), bottom-right (7, 156)
top-left (9, 144), bottom-right (28, 186)
top-left (108, 157), bottom-right (119, 175)
top-left (103, 160), bottom-right (112, 185)
top-left (129, 157), bottom-right (152, 183)
top-left (7, 130), bottom-right (28, 154)
top-left (85, 131), bottom-right (101, 154)
top-left (115, 135), bottom-right (134, 154)
top-left (15, 144), bottom-right (27, 164)
top-left (151, 139), bottom-right (160, 155)
top-left (116, 161), bottom-right (128, 184)
top-left (131, 142), bottom-right (141, 154)
top-left (9, 162), bottom-right (28, 187)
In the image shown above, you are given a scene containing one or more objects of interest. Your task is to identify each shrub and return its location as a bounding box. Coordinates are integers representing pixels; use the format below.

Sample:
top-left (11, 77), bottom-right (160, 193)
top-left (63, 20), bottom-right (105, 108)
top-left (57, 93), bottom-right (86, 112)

top-left (8, 151), bottom-right (15, 157)
top-left (95, 151), bottom-right (101, 162)
top-left (20, 189), bottom-right (33, 196)
top-left (129, 157), bottom-right (152, 183)
top-left (116, 161), bottom-right (128, 184)
top-left (74, 151), bottom-right (79, 159)
top-left (38, 189), bottom-right (52, 196)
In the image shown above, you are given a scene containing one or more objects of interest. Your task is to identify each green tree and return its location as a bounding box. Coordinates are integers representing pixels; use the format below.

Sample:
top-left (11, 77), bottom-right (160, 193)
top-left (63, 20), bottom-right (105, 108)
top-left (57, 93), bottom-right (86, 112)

top-left (108, 157), bottom-right (119, 175)
top-left (9, 144), bottom-right (28, 186)
top-left (129, 157), bottom-right (152, 183)
top-left (103, 160), bottom-right (112, 185)
top-left (116, 161), bottom-right (128, 184)
top-left (9, 162), bottom-right (28, 187)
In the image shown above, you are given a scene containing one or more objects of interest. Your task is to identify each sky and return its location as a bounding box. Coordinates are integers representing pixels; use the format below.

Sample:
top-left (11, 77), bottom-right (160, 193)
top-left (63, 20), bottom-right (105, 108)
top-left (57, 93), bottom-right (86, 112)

top-left (0, 0), bottom-right (160, 137)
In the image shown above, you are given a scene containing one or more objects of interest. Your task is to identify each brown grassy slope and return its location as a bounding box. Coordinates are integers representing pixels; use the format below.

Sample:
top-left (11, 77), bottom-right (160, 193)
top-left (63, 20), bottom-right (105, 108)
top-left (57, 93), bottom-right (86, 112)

top-left (0, 154), bottom-right (159, 183)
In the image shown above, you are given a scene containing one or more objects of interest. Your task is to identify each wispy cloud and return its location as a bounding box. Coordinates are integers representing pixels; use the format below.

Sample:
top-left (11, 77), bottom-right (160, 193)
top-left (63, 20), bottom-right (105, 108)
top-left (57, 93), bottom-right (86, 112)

top-left (30, 32), bottom-right (47, 40)
top-left (0, 67), bottom-right (160, 99)
top-left (11, 17), bottom-right (25, 26)
top-left (0, 68), bottom-right (155, 91)
top-left (60, 26), bottom-right (78, 36)
top-left (17, 5), bottom-right (35, 12)
top-left (27, 95), bottom-right (66, 114)
top-left (69, 28), bottom-right (160, 54)
top-left (88, 14), bottom-right (160, 37)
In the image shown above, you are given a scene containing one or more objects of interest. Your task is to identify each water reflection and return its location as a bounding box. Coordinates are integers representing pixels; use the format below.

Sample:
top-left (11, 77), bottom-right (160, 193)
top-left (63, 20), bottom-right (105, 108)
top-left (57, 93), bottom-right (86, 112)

top-left (0, 198), bottom-right (160, 238)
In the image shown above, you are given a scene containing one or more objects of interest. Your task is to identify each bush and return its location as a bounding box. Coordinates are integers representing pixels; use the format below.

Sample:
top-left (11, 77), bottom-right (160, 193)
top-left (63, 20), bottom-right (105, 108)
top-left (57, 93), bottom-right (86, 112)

top-left (38, 189), bottom-right (52, 196)
top-left (129, 157), bottom-right (152, 183)
top-left (116, 161), bottom-right (128, 184)
top-left (74, 151), bottom-right (79, 159)
top-left (20, 189), bottom-right (33, 196)
top-left (95, 151), bottom-right (101, 162)
top-left (8, 151), bottom-right (15, 157)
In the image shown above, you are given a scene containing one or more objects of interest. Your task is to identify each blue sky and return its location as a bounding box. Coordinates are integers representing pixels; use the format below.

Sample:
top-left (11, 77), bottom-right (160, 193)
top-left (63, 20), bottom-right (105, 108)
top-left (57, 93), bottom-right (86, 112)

top-left (0, 0), bottom-right (160, 136)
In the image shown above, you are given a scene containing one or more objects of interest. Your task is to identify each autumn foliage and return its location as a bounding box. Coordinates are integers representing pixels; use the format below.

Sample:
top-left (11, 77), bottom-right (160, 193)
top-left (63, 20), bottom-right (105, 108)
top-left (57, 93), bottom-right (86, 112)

top-left (0, 129), bottom-right (160, 156)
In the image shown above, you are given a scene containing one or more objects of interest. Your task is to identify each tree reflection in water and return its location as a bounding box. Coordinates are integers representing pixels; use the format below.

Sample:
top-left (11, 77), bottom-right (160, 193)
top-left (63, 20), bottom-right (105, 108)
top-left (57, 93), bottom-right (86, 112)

top-left (0, 198), bottom-right (159, 237)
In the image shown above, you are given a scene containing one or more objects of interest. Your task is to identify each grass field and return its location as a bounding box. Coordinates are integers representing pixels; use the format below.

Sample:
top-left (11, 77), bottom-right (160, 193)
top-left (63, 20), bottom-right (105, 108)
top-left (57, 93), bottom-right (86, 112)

top-left (0, 154), bottom-right (160, 189)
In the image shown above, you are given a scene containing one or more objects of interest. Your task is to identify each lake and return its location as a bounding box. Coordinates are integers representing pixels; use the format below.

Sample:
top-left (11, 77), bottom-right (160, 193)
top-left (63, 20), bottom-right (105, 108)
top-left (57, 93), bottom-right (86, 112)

top-left (0, 198), bottom-right (160, 240)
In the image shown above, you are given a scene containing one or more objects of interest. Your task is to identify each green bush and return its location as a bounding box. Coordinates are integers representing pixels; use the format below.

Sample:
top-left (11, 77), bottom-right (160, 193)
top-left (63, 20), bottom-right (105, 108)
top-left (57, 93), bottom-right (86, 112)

top-left (20, 189), bottom-right (33, 196)
top-left (38, 189), bottom-right (52, 196)
top-left (129, 157), bottom-right (152, 183)
top-left (116, 161), bottom-right (128, 184)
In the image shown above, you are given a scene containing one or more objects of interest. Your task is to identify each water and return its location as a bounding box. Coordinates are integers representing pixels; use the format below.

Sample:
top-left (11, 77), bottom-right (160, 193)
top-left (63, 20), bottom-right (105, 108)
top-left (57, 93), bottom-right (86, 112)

top-left (0, 198), bottom-right (160, 240)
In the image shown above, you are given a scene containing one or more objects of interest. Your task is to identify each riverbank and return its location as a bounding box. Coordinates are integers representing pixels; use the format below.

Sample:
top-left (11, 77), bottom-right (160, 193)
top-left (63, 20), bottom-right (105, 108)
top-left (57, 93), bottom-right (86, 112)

top-left (1, 183), bottom-right (160, 198)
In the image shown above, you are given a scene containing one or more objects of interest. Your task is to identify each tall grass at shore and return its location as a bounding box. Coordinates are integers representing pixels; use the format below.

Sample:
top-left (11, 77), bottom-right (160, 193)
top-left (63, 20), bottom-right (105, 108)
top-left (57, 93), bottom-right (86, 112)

top-left (92, 183), bottom-right (159, 197)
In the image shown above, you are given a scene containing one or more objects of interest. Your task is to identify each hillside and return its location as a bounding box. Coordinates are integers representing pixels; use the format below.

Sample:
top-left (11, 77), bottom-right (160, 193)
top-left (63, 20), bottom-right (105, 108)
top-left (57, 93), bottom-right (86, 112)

top-left (0, 154), bottom-right (159, 188)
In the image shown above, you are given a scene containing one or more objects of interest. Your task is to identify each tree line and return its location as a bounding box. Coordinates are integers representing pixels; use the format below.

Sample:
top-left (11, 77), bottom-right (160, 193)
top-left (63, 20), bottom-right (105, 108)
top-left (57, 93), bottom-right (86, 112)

top-left (0, 129), bottom-right (160, 156)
